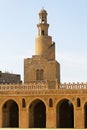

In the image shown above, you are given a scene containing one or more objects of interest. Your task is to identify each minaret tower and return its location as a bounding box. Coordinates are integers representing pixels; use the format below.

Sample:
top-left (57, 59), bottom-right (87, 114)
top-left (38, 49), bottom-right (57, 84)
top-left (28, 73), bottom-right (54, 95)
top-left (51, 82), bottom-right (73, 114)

top-left (24, 9), bottom-right (60, 85)
top-left (35, 8), bottom-right (55, 60)
top-left (37, 8), bottom-right (48, 36)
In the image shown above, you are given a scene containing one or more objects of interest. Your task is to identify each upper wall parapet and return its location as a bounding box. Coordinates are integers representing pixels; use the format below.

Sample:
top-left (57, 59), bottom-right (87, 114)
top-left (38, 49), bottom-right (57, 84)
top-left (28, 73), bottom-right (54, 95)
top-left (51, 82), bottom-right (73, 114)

top-left (0, 81), bottom-right (87, 91)
top-left (57, 82), bottom-right (87, 89)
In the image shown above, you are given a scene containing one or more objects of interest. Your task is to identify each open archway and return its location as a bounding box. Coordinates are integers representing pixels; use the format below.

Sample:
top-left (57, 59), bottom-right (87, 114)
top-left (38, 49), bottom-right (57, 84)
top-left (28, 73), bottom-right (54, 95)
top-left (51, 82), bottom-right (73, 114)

top-left (2, 99), bottom-right (19, 128)
top-left (56, 99), bottom-right (74, 128)
top-left (29, 99), bottom-right (46, 128)
top-left (84, 102), bottom-right (87, 128)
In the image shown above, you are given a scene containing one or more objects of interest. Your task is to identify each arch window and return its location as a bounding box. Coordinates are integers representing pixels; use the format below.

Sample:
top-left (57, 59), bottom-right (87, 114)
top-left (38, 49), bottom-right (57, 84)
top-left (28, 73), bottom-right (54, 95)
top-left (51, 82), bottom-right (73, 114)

top-left (36, 69), bottom-right (39, 80)
top-left (77, 98), bottom-right (81, 107)
top-left (40, 69), bottom-right (44, 80)
top-left (22, 98), bottom-right (26, 108)
top-left (36, 69), bottom-right (44, 80)
top-left (49, 98), bottom-right (53, 107)
top-left (42, 16), bottom-right (45, 23)
top-left (41, 30), bottom-right (44, 35)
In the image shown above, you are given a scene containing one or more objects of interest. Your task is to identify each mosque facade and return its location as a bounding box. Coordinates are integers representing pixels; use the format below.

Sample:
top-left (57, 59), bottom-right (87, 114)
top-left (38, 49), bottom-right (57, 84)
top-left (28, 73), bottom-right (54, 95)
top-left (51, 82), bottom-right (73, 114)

top-left (0, 9), bottom-right (87, 128)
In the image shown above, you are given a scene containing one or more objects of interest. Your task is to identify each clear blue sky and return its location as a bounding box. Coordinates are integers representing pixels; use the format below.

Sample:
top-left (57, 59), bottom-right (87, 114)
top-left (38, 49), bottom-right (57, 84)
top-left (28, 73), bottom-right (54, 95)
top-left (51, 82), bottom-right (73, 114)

top-left (0, 0), bottom-right (87, 83)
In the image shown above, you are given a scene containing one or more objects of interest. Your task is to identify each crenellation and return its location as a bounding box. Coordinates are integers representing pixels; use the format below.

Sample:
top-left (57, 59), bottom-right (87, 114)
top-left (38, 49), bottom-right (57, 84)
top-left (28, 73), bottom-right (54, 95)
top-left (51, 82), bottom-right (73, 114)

top-left (0, 82), bottom-right (87, 92)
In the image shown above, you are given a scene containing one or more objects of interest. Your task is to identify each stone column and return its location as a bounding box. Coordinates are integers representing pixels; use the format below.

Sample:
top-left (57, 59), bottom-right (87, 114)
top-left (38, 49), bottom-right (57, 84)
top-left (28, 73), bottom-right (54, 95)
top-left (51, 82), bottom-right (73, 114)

top-left (46, 107), bottom-right (56, 128)
top-left (74, 107), bottom-right (84, 128)
top-left (19, 108), bottom-right (28, 128)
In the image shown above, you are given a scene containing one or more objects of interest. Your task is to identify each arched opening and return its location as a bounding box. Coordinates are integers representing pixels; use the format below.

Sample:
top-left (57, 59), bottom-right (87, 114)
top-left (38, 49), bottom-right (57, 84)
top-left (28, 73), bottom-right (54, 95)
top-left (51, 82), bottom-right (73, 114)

top-left (84, 102), bottom-right (87, 128)
top-left (40, 69), bottom-right (44, 80)
top-left (29, 99), bottom-right (46, 128)
top-left (56, 99), bottom-right (74, 128)
top-left (42, 16), bottom-right (45, 23)
top-left (22, 98), bottom-right (26, 108)
top-left (36, 69), bottom-right (39, 80)
top-left (42, 30), bottom-right (45, 36)
top-left (36, 69), bottom-right (44, 80)
top-left (49, 98), bottom-right (53, 107)
top-left (2, 99), bottom-right (19, 128)
top-left (77, 98), bottom-right (81, 107)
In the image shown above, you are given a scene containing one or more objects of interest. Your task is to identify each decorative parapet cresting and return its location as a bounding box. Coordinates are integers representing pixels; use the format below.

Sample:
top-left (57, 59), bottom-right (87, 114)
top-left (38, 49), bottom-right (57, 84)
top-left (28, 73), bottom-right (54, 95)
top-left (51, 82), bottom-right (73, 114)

top-left (57, 82), bottom-right (87, 89)
top-left (0, 80), bottom-right (48, 91)
top-left (0, 81), bottom-right (87, 95)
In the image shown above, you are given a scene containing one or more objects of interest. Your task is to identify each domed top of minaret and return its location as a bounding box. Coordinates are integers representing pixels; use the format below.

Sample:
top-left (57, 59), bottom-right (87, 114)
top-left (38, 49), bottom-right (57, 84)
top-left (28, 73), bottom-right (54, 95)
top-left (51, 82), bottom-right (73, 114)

top-left (39, 8), bottom-right (47, 15)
